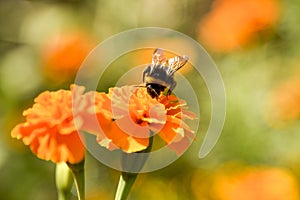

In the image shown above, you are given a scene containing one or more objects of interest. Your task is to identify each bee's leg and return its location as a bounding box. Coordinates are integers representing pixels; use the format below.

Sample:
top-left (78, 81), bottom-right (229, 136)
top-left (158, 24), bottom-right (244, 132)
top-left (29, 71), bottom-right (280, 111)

top-left (166, 89), bottom-right (171, 97)
top-left (143, 66), bottom-right (151, 82)
top-left (167, 82), bottom-right (176, 96)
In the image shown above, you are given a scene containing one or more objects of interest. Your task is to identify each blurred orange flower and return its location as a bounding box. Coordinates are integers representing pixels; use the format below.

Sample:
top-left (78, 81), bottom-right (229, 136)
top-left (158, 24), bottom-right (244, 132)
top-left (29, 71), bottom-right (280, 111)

top-left (197, 0), bottom-right (280, 52)
top-left (213, 166), bottom-right (300, 200)
top-left (42, 31), bottom-right (95, 80)
top-left (82, 86), bottom-right (196, 155)
top-left (11, 85), bottom-right (86, 164)
top-left (266, 74), bottom-right (300, 125)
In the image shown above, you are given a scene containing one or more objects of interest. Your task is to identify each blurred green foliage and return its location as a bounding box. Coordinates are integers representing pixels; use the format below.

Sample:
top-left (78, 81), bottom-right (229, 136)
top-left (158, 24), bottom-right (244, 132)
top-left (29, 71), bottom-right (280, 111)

top-left (1, 0), bottom-right (300, 199)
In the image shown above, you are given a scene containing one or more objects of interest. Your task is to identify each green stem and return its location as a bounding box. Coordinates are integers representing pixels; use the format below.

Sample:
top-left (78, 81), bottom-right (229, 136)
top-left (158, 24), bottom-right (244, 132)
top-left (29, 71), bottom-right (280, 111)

top-left (57, 191), bottom-right (70, 200)
top-left (114, 134), bottom-right (154, 200)
top-left (115, 172), bottom-right (138, 200)
top-left (56, 163), bottom-right (73, 200)
top-left (67, 159), bottom-right (85, 200)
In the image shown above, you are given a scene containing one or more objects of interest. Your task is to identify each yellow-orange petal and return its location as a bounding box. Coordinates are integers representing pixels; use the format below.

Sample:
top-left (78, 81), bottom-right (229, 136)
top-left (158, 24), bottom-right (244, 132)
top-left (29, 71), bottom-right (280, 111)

top-left (168, 137), bottom-right (191, 155)
top-left (81, 85), bottom-right (197, 154)
top-left (157, 115), bottom-right (195, 155)
top-left (98, 116), bottom-right (149, 153)
top-left (157, 116), bottom-right (180, 144)
top-left (11, 85), bottom-right (86, 164)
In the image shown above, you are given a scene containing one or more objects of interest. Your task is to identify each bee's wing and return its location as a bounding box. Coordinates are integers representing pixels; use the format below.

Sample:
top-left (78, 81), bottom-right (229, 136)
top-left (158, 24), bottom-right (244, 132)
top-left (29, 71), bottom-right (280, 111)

top-left (167, 55), bottom-right (189, 73)
top-left (152, 48), bottom-right (166, 65)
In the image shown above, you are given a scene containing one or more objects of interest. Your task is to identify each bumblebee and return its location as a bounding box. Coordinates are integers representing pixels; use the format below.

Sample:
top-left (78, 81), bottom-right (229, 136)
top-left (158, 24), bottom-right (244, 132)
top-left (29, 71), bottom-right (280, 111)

top-left (142, 48), bottom-right (189, 98)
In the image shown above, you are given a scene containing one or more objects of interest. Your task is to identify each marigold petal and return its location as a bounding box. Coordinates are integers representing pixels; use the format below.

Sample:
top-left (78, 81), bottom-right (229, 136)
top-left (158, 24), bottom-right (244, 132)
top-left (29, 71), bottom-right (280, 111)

top-left (182, 110), bottom-right (198, 120)
top-left (11, 85), bottom-right (86, 163)
top-left (92, 113), bottom-right (149, 153)
top-left (80, 85), bottom-right (197, 155)
top-left (168, 137), bottom-right (191, 156)
top-left (127, 136), bottom-right (149, 153)
top-left (115, 116), bottom-right (150, 138)
top-left (96, 136), bottom-right (118, 151)
top-left (110, 121), bottom-right (148, 153)
top-left (11, 123), bottom-right (27, 140)
top-left (111, 122), bottom-right (149, 153)
top-left (157, 116), bottom-right (195, 155)
top-left (157, 116), bottom-right (181, 144)
top-left (30, 130), bottom-right (85, 163)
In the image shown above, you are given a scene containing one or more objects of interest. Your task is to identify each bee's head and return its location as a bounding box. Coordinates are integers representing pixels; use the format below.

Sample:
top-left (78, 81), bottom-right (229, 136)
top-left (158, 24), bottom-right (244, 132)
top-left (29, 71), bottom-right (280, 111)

top-left (146, 83), bottom-right (166, 98)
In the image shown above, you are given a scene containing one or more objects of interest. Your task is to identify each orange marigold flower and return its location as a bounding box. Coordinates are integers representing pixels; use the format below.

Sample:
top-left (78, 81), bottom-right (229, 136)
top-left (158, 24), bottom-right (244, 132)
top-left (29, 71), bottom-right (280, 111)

top-left (213, 166), bottom-right (300, 200)
top-left (42, 31), bottom-right (95, 80)
top-left (11, 85), bottom-right (86, 164)
top-left (197, 0), bottom-right (280, 52)
top-left (81, 86), bottom-right (196, 155)
top-left (266, 74), bottom-right (300, 125)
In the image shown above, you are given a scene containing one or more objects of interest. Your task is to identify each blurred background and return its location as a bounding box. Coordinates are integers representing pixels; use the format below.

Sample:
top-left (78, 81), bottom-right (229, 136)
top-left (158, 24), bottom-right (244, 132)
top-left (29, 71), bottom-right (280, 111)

top-left (1, 0), bottom-right (300, 199)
